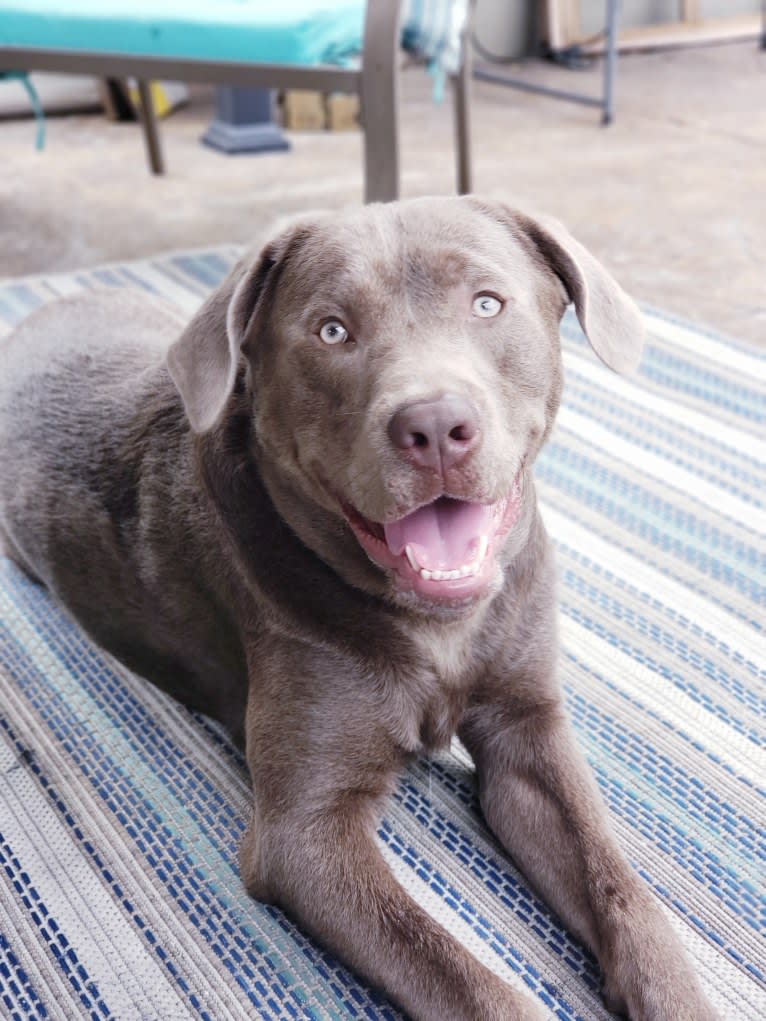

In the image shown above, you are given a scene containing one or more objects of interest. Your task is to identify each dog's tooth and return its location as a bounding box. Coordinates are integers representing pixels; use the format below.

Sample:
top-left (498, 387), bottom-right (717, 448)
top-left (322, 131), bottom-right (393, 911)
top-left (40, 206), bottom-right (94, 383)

top-left (404, 544), bottom-right (419, 572)
top-left (420, 569), bottom-right (433, 581)
top-left (477, 536), bottom-right (489, 563)
top-left (432, 570), bottom-right (445, 581)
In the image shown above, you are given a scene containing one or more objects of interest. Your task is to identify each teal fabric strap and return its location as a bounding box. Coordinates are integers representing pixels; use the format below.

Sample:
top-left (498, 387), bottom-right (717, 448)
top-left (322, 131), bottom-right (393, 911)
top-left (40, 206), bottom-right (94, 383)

top-left (402, 0), bottom-right (467, 102)
top-left (0, 70), bottom-right (46, 149)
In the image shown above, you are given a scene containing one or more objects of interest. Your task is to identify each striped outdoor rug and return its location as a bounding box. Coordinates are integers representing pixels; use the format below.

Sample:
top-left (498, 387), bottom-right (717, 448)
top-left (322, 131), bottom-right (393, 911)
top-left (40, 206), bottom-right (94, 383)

top-left (0, 249), bottom-right (763, 1021)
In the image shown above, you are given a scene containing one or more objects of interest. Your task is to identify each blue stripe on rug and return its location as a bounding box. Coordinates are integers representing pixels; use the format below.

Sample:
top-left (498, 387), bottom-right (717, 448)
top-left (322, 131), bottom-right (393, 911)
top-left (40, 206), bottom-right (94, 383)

top-left (562, 383), bottom-right (765, 499)
top-left (560, 596), bottom-right (761, 743)
top-left (0, 931), bottom-right (50, 1020)
top-left (542, 442), bottom-right (763, 563)
top-left (0, 831), bottom-right (109, 1020)
top-left (638, 355), bottom-right (765, 424)
top-left (565, 650), bottom-right (764, 797)
top-left (555, 542), bottom-right (764, 682)
top-left (566, 692), bottom-right (765, 864)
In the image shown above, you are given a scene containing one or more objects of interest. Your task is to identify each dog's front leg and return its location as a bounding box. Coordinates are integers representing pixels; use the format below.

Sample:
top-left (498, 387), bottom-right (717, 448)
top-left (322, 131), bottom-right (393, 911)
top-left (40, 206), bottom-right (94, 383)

top-left (238, 639), bottom-right (548, 1021)
top-left (459, 693), bottom-right (721, 1021)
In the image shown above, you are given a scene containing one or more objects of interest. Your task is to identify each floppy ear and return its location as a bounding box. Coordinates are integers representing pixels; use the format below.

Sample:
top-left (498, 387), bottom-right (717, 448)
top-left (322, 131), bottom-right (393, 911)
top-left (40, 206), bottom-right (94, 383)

top-left (472, 200), bottom-right (645, 374)
top-left (166, 225), bottom-right (308, 433)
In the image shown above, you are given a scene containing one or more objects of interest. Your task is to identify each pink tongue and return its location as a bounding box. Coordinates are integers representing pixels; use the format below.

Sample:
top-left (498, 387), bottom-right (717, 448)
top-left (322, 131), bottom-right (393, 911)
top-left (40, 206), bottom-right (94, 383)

top-left (383, 498), bottom-right (493, 570)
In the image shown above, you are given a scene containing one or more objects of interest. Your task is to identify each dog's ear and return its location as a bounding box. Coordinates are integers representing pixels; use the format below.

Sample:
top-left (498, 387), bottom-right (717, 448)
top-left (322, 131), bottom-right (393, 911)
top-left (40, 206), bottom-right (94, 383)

top-left (470, 199), bottom-right (645, 374)
top-left (166, 225), bottom-right (309, 433)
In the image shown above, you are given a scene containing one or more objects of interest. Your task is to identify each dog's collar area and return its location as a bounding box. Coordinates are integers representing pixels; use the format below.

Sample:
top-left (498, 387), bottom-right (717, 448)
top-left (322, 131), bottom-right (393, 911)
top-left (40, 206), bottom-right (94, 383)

top-left (341, 477), bottom-right (523, 603)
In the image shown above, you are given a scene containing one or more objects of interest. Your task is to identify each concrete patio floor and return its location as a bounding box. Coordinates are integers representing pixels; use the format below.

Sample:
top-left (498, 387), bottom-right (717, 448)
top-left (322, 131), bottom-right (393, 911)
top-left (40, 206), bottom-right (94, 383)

top-left (0, 41), bottom-right (764, 346)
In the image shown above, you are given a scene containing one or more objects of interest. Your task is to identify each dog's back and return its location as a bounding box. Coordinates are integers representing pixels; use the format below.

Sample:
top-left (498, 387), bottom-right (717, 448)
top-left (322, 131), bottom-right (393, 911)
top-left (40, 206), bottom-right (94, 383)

top-left (0, 290), bottom-right (249, 738)
top-left (0, 289), bottom-right (185, 573)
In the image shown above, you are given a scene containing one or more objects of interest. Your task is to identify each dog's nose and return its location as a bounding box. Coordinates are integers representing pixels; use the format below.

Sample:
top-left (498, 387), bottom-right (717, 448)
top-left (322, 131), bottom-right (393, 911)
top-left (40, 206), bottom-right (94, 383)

top-left (387, 393), bottom-right (480, 473)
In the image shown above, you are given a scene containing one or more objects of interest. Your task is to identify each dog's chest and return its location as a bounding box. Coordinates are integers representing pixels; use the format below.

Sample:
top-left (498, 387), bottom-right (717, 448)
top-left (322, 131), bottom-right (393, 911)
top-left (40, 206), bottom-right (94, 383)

top-left (398, 620), bottom-right (481, 753)
top-left (412, 622), bottom-right (475, 686)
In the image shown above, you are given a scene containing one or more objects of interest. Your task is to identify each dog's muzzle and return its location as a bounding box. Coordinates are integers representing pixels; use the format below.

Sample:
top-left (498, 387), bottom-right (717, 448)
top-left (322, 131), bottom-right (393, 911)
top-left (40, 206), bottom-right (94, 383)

top-left (341, 472), bottom-right (524, 606)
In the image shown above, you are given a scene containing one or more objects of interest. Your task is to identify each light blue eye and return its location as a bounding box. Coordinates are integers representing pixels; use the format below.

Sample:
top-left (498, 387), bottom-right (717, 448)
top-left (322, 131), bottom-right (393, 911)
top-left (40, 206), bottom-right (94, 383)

top-left (319, 320), bottom-right (349, 345)
top-left (472, 294), bottom-right (503, 318)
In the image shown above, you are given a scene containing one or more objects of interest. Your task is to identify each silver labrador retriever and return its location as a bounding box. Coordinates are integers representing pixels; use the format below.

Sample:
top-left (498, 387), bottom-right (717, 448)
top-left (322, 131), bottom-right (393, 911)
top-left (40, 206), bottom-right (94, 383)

top-left (0, 197), bottom-right (719, 1021)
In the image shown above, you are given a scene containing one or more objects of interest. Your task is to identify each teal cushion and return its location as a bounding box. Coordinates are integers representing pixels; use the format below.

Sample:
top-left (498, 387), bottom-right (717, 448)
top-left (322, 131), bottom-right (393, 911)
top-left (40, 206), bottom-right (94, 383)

top-left (0, 1), bottom-right (367, 66)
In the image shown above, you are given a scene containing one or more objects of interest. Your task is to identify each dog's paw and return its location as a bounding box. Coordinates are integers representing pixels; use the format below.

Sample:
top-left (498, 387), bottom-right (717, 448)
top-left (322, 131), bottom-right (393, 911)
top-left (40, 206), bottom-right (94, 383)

top-left (600, 976), bottom-right (629, 1017)
top-left (238, 812), bottom-right (275, 902)
top-left (597, 890), bottom-right (724, 1021)
top-left (601, 961), bottom-right (722, 1021)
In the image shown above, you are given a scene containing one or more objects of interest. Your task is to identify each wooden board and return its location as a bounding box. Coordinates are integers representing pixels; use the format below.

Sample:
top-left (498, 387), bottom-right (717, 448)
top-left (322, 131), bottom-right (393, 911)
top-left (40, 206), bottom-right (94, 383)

top-left (282, 89), bottom-right (325, 130)
top-left (543, 0), bottom-right (580, 52)
top-left (680, 1), bottom-right (701, 22)
top-left (544, 1), bottom-right (760, 53)
top-left (580, 13), bottom-right (761, 55)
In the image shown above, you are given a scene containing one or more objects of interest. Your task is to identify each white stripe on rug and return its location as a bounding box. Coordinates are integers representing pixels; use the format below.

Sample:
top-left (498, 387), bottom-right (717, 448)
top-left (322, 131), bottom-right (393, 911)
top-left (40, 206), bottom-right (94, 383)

top-left (643, 313), bottom-right (766, 382)
top-left (541, 504), bottom-right (765, 669)
top-left (560, 616), bottom-right (764, 787)
top-left (561, 350), bottom-right (764, 460)
top-left (556, 406), bottom-right (764, 532)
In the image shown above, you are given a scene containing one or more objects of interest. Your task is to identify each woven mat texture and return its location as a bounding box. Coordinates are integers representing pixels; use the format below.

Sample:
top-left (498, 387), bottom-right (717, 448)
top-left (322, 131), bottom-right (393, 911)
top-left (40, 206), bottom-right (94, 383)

top-left (0, 250), bottom-right (763, 1021)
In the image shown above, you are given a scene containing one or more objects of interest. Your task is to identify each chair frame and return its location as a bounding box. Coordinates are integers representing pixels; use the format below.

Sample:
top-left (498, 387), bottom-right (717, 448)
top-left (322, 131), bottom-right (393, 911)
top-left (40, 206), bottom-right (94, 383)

top-left (0, 0), bottom-right (472, 202)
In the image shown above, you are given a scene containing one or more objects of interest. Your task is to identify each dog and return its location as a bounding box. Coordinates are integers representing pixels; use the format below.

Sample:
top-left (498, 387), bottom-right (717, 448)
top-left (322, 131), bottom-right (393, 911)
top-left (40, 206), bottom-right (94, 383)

top-left (0, 197), bottom-right (720, 1021)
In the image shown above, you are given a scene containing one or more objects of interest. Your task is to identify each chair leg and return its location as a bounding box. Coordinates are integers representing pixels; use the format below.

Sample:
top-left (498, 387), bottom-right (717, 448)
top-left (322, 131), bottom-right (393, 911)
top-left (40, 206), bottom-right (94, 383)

top-left (360, 0), bottom-right (402, 203)
top-left (602, 0), bottom-right (620, 126)
top-left (453, 16), bottom-right (473, 195)
top-left (136, 80), bottom-right (165, 175)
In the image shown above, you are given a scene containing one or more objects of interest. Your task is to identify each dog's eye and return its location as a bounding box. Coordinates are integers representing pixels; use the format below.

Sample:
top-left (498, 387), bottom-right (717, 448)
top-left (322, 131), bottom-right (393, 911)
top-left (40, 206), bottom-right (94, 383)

top-left (472, 294), bottom-right (503, 318)
top-left (319, 320), bottom-right (350, 345)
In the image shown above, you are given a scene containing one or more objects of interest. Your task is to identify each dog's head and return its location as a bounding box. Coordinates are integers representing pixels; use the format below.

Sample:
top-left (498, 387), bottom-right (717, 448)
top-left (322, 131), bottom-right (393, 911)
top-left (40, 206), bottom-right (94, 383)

top-left (167, 197), bottom-right (643, 613)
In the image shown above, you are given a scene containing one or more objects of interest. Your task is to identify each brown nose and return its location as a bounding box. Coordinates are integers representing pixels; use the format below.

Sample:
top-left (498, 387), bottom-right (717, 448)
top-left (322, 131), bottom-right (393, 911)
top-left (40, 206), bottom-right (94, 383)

top-left (387, 393), bottom-right (480, 474)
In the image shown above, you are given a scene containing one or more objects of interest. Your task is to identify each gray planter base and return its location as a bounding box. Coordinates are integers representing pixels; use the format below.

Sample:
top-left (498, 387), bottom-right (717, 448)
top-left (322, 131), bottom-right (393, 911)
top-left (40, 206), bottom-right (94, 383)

top-left (201, 86), bottom-right (290, 155)
top-left (201, 120), bottom-right (289, 154)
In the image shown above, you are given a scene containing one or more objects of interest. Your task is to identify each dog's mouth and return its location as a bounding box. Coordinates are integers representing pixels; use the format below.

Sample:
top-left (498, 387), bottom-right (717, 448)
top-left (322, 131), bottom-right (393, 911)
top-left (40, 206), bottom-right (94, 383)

top-left (341, 474), bottom-right (524, 604)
